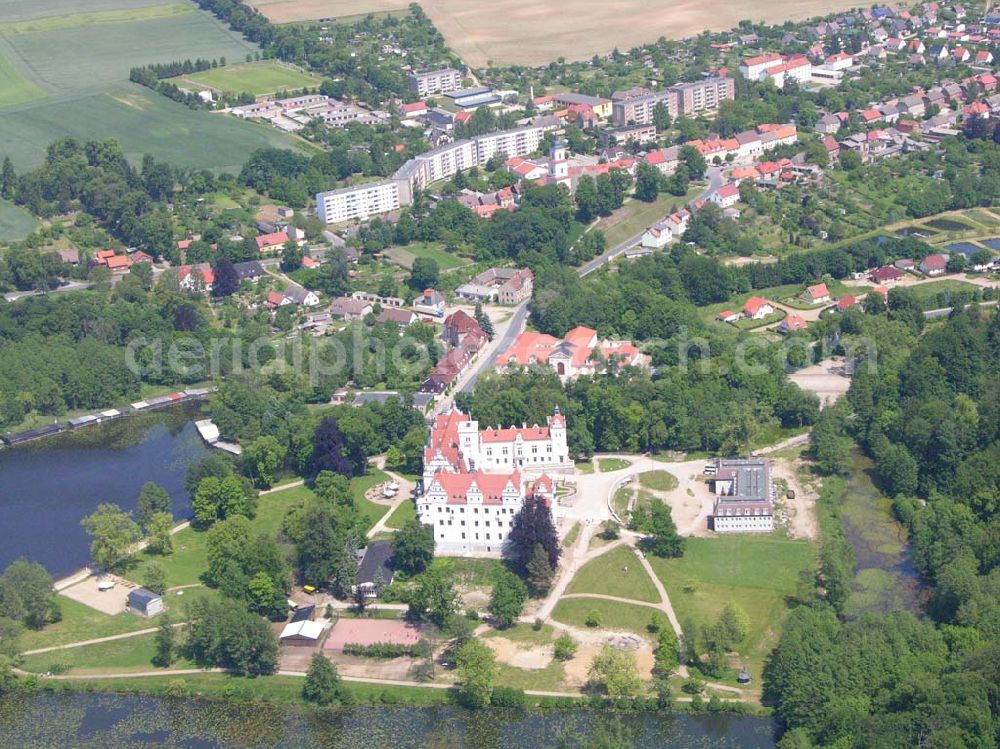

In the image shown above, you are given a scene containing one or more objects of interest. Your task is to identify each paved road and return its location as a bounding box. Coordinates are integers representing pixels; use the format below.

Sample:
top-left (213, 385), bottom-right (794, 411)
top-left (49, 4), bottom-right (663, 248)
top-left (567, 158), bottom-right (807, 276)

top-left (456, 300), bottom-right (530, 395)
top-left (577, 166), bottom-right (725, 277)
top-left (4, 280), bottom-right (93, 303)
top-left (924, 299), bottom-right (999, 319)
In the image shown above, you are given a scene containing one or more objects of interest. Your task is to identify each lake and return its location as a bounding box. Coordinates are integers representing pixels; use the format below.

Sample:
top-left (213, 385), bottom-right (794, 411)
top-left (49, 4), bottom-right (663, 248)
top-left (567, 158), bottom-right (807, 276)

top-left (0, 693), bottom-right (778, 748)
top-left (0, 404), bottom-right (209, 579)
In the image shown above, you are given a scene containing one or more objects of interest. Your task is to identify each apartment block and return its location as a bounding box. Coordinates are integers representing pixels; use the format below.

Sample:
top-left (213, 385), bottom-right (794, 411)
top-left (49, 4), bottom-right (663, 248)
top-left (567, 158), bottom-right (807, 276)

top-left (674, 76), bottom-right (735, 116)
top-left (612, 90), bottom-right (675, 125)
top-left (315, 180), bottom-right (400, 224)
top-left (408, 68), bottom-right (462, 97)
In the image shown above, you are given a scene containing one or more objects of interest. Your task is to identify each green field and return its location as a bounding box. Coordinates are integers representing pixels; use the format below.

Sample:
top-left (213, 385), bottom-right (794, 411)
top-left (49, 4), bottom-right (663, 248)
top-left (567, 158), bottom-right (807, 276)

top-left (598, 188), bottom-right (702, 247)
top-left (179, 60), bottom-right (320, 95)
top-left (551, 597), bottom-right (656, 636)
top-left (16, 596), bottom-right (156, 652)
top-left (0, 49), bottom-right (43, 107)
top-left (20, 631), bottom-right (198, 674)
top-left (0, 0), bottom-right (309, 170)
top-left (903, 279), bottom-right (981, 305)
top-left (386, 241), bottom-right (470, 271)
top-left (565, 545), bottom-right (659, 603)
top-left (647, 536), bottom-right (814, 681)
top-left (0, 198), bottom-right (41, 240)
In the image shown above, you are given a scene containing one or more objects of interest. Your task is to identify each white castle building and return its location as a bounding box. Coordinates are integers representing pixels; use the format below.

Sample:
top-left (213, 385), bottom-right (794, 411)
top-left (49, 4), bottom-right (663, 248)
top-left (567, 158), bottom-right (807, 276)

top-left (417, 408), bottom-right (571, 555)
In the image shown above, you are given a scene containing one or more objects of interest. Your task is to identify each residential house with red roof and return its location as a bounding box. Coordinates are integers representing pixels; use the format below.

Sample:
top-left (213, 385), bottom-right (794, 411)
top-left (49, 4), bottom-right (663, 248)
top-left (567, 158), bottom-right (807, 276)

top-left (802, 283), bottom-right (831, 304)
top-left (836, 295), bottom-right (858, 311)
top-left (778, 315), bottom-right (807, 334)
top-left (178, 263), bottom-right (215, 292)
top-left (870, 265), bottom-right (905, 283)
top-left (743, 296), bottom-right (775, 320)
top-left (255, 231), bottom-right (289, 253)
top-left (919, 253), bottom-right (949, 275)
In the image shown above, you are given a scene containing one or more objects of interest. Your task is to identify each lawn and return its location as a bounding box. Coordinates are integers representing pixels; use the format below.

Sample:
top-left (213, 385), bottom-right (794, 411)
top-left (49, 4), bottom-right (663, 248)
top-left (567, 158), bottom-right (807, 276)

top-left (551, 597), bottom-right (657, 636)
top-left (612, 486), bottom-right (632, 519)
top-left (637, 470), bottom-right (678, 492)
top-left (646, 536), bottom-right (815, 681)
top-left (21, 632), bottom-right (180, 674)
top-left (16, 596), bottom-right (156, 652)
top-left (598, 457), bottom-right (632, 472)
top-left (179, 60), bottom-right (320, 96)
top-left (565, 545), bottom-right (659, 603)
top-left (598, 188), bottom-right (701, 248)
top-left (483, 622), bottom-right (557, 646)
top-left (352, 469), bottom-right (393, 532)
top-left (733, 309), bottom-right (785, 330)
top-left (562, 522), bottom-right (581, 548)
top-left (383, 498), bottom-right (416, 529)
top-left (0, 198), bottom-right (41, 240)
top-left (385, 241), bottom-right (470, 271)
top-left (132, 526), bottom-right (210, 589)
top-left (902, 279), bottom-right (981, 306)
top-left (575, 460), bottom-right (594, 474)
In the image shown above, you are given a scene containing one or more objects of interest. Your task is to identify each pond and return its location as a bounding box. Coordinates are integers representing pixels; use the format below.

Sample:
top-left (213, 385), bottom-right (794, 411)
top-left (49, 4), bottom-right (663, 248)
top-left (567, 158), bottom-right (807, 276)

top-left (839, 454), bottom-right (924, 616)
top-left (982, 238), bottom-right (1000, 251)
top-left (946, 242), bottom-right (981, 257)
top-left (923, 218), bottom-right (973, 232)
top-left (0, 403), bottom-right (209, 578)
top-left (0, 692), bottom-right (778, 748)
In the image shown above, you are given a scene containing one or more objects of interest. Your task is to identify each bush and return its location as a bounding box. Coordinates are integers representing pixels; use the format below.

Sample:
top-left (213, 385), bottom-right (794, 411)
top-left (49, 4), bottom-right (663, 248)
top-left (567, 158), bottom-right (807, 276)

top-left (533, 617), bottom-right (544, 631)
top-left (341, 641), bottom-right (418, 658)
top-left (491, 686), bottom-right (527, 708)
top-left (585, 610), bottom-right (601, 627)
top-left (554, 633), bottom-right (578, 661)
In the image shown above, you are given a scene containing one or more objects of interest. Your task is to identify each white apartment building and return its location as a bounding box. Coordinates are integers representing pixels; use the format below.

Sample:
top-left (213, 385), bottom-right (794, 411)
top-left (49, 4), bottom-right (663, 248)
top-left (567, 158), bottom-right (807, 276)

top-left (417, 408), bottom-right (568, 554)
top-left (475, 125), bottom-right (549, 164)
top-left (408, 68), bottom-right (462, 96)
top-left (738, 52), bottom-right (784, 81)
top-left (315, 180), bottom-right (400, 224)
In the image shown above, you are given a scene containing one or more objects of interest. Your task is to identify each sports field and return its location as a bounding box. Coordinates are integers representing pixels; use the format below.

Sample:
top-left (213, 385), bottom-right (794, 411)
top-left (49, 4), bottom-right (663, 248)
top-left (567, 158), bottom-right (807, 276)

top-left (178, 60), bottom-right (320, 96)
top-left (246, 0), bottom-right (870, 67)
top-left (0, 0), bottom-right (309, 170)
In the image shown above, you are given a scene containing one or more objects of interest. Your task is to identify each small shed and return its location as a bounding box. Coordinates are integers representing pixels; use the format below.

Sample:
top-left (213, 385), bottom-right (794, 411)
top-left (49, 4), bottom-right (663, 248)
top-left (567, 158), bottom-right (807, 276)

top-left (127, 587), bottom-right (164, 617)
top-left (291, 604), bottom-right (316, 623)
top-left (737, 670), bottom-right (752, 684)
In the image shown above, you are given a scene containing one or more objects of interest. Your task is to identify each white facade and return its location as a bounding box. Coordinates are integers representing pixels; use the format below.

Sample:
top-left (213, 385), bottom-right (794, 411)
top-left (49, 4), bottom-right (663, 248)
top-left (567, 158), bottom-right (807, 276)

top-left (417, 409), bottom-right (566, 554)
top-left (712, 509), bottom-right (774, 533)
top-left (710, 458), bottom-right (774, 534)
top-left (316, 180), bottom-right (400, 224)
top-left (408, 68), bottom-right (462, 97)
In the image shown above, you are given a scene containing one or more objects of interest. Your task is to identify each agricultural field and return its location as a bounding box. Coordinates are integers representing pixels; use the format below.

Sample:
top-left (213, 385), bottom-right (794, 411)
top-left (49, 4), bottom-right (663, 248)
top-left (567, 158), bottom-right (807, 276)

top-left (0, 0), bottom-right (308, 170)
top-left (0, 198), bottom-right (41, 240)
top-left (247, 0), bottom-right (869, 67)
top-left (177, 60), bottom-right (320, 96)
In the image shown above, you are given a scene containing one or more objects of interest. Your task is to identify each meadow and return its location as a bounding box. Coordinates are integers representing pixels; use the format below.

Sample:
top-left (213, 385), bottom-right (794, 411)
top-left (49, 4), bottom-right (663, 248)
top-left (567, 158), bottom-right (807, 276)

top-left (247, 0), bottom-right (872, 67)
top-left (0, 0), bottom-right (309, 170)
top-left (178, 60), bottom-right (320, 96)
top-left (647, 535), bottom-right (814, 682)
top-left (0, 198), bottom-right (41, 240)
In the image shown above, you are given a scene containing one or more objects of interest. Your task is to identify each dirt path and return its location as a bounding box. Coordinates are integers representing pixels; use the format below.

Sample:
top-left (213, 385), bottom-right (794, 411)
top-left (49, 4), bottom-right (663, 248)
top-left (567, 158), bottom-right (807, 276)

top-left (20, 623), bottom-right (185, 656)
top-left (365, 468), bottom-right (416, 539)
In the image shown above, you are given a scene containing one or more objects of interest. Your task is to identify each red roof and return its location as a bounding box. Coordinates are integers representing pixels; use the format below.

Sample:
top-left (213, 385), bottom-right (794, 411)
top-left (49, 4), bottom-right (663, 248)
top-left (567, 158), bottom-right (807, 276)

top-left (255, 231), bottom-right (289, 251)
top-left (444, 309), bottom-right (482, 335)
top-left (782, 315), bottom-right (807, 331)
top-left (431, 471), bottom-right (521, 504)
top-left (836, 295), bottom-right (858, 310)
top-left (743, 296), bottom-right (772, 315)
top-left (922, 253), bottom-right (948, 270)
top-left (870, 265), bottom-right (904, 282)
top-left (105, 255), bottom-right (132, 269)
top-left (805, 282), bottom-right (829, 299)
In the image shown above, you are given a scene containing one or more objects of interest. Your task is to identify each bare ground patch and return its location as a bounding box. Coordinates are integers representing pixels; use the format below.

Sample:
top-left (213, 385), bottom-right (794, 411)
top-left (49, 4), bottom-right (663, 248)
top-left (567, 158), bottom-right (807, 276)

top-left (788, 356), bottom-right (852, 406)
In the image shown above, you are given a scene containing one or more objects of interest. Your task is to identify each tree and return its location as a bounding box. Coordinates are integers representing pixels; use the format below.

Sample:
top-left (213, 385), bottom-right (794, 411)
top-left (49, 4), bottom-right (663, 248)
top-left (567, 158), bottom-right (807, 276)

top-left (652, 101), bottom-right (671, 131)
top-left (242, 435), bottom-right (286, 488)
top-left (839, 150), bottom-right (862, 171)
top-left (507, 496), bottom-right (560, 574)
top-left (141, 562), bottom-right (167, 595)
top-left (391, 519), bottom-right (435, 575)
top-left (488, 569), bottom-right (528, 627)
top-left (408, 562), bottom-right (459, 627)
top-left (191, 475), bottom-right (256, 527)
top-left (525, 543), bottom-right (555, 596)
top-left (456, 638), bottom-right (498, 708)
top-left (679, 144), bottom-right (706, 180)
top-left (184, 598), bottom-right (278, 676)
top-left (410, 256), bottom-right (439, 290)
top-left (716, 602), bottom-right (750, 648)
top-left (146, 511), bottom-right (174, 555)
top-left (554, 632), bottom-right (578, 661)
top-left (303, 652), bottom-right (348, 704)
top-left (212, 257), bottom-right (239, 298)
top-left (152, 612), bottom-right (174, 667)
top-left (588, 644), bottom-right (641, 697)
top-left (81, 503), bottom-right (142, 571)
top-left (280, 241), bottom-right (303, 271)
top-left (137, 482), bottom-right (171, 533)
top-left (473, 302), bottom-right (495, 339)
top-left (310, 417), bottom-right (355, 477)
top-left (640, 502), bottom-right (685, 558)
top-left (0, 156), bottom-right (15, 200)
top-left (0, 559), bottom-right (59, 630)
top-left (634, 162), bottom-right (661, 202)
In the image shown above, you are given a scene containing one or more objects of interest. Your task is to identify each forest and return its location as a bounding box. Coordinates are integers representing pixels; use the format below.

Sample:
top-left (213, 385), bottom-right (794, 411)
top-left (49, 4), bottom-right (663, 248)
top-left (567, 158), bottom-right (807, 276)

top-left (765, 308), bottom-right (1000, 749)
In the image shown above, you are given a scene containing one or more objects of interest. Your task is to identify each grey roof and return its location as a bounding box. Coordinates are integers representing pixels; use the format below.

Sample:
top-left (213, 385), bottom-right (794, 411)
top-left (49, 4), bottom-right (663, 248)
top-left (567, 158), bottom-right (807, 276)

top-left (233, 260), bottom-right (264, 280)
top-left (283, 283), bottom-right (313, 304)
top-left (713, 458), bottom-right (771, 503)
top-left (291, 604), bottom-right (316, 622)
top-left (357, 541), bottom-right (394, 586)
top-left (128, 588), bottom-right (161, 607)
